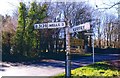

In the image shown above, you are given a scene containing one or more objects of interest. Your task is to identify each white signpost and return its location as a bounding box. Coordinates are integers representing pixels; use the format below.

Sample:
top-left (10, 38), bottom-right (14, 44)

top-left (34, 22), bottom-right (65, 29)
top-left (34, 22), bottom-right (91, 77)
top-left (69, 22), bottom-right (90, 33)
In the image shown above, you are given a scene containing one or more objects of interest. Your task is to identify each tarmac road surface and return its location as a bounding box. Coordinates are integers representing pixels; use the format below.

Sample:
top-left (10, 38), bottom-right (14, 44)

top-left (0, 54), bottom-right (119, 76)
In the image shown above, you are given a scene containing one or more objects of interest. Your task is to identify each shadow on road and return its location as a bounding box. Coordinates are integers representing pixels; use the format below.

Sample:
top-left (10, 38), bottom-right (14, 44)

top-left (0, 68), bottom-right (5, 71)
top-left (1, 53), bottom-right (120, 70)
top-left (0, 64), bottom-right (10, 71)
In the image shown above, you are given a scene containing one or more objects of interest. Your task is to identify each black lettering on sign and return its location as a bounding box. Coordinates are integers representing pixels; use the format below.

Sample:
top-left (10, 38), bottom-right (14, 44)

top-left (72, 25), bottom-right (85, 32)
top-left (81, 26), bottom-right (84, 29)
top-left (43, 24), bottom-right (47, 28)
top-left (34, 24), bottom-right (36, 29)
top-left (45, 24), bottom-right (47, 27)
top-left (49, 24), bottom-right (51, 27)
top-left (36, 24), bottom-right (38, 29)
top-left (58, 23), bottom-right (60, 26)
top-left (43, 24), bottom-right (45, 27)
top-left (55, 24), bottom-right (57, 26)
top-left (39, 24), bottom-right (43, 28)
top-left (80, 26), bottom-right (83, 30)
top-left (73, 27), bottom-right (80, 31)
top-left (49, 23), bottom-right (58, 27)
top-left (49, 24), bottom-right (54, 27)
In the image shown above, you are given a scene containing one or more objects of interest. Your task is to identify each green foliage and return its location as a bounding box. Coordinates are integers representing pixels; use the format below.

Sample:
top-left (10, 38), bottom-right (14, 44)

top-left (13, 2), bottom-right (27, 56)
top-left (25, 2), bottom-right (47, 53)
top-left (81, 53), bottom-right (92, 56)
top-left (12, 1), bottom-right (47, 59)
top-left (55, 62), bottom-right (120, 78)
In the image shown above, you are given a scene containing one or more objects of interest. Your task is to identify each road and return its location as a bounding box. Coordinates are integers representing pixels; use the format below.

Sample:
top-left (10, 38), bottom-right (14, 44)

top-left (0, 54), bottom-right (119, 76)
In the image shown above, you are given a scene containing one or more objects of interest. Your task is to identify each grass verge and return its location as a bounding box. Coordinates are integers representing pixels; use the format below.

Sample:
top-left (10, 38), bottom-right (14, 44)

top-left (53, 62), bottom-right (120, 78)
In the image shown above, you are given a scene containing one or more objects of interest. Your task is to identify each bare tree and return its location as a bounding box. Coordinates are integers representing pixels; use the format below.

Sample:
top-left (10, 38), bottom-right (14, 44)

top-left (46, 2), bottom-right (93, 52)
top-left (2, 15), bottom-right (16, 55)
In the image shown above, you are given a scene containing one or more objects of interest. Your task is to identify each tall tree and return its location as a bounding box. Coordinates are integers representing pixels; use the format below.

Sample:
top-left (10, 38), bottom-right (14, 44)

top-left (2, 15), bottom-right (16, 56)
top-left (13, 2), bottom-right (27, 56)
top-left (25, 2), bottom-right (47, 56)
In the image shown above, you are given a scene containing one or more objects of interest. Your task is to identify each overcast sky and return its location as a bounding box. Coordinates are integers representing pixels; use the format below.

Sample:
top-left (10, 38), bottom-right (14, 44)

top-left (0, 0), bottom-right (119, 16)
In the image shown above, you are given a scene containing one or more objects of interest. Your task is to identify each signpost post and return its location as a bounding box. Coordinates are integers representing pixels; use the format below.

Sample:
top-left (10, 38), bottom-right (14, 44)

top-left (65, 23), bottom-right (71, 77)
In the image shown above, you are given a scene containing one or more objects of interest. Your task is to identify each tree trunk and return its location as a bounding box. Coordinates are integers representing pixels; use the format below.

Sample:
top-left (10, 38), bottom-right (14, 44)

top-left (106, 32), bottom-right (109, 47)
top-left (98, 27), bottom-right (101, 48)
top-left (55, 34), bottom-right (58, 52)
top-left (64, 28), bottom-right (66, 52)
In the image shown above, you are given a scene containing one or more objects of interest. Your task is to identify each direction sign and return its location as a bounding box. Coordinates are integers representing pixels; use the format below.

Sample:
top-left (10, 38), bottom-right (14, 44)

top-left (34, 22), bottom-right (65, 29)
top-left (69, 22), bottom-right (90, 33)
top-left (70, 38), bottom-right (84, 46)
